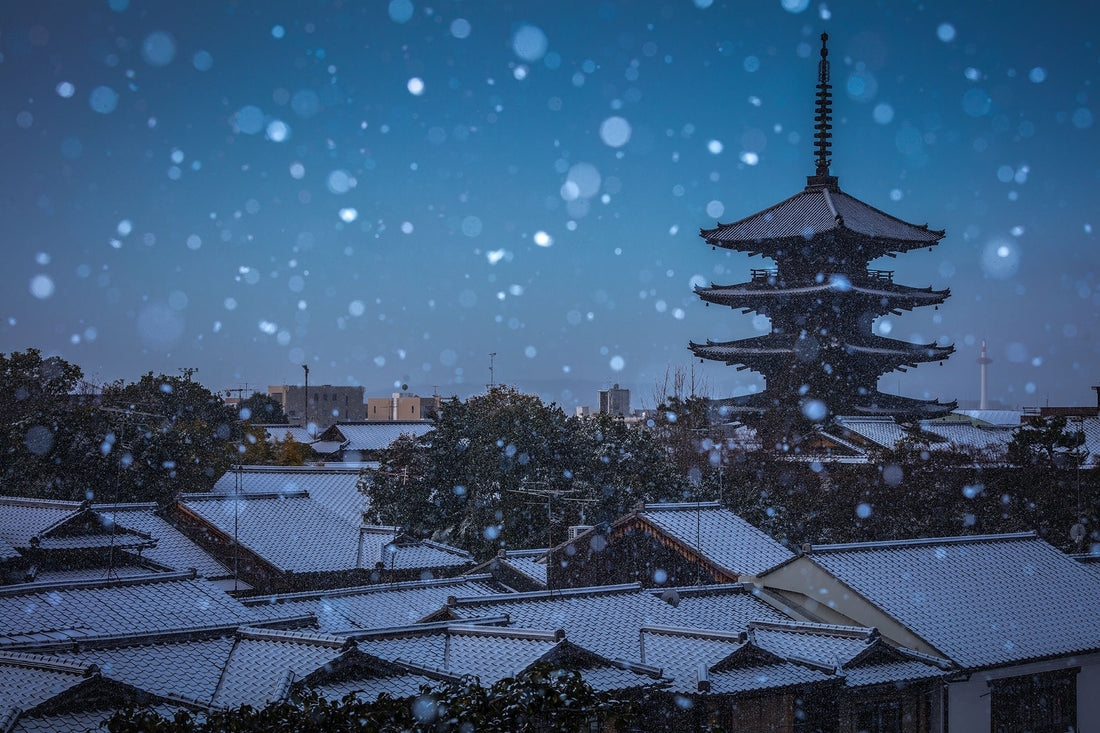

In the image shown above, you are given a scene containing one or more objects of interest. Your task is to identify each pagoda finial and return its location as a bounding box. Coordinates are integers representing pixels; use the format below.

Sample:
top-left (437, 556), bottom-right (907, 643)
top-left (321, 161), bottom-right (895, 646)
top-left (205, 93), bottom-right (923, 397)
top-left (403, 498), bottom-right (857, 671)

top-left (809, 32), bottom-right (836, 187)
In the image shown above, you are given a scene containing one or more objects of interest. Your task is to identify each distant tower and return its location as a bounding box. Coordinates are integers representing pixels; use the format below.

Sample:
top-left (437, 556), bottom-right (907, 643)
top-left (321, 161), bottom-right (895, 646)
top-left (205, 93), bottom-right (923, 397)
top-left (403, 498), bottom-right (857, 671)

top-left (690, 32), bottom-right (955, 437)
top-left (976, 340), bottom-right (993, 410)
top-left (598, 384), bottom-right (631, 417)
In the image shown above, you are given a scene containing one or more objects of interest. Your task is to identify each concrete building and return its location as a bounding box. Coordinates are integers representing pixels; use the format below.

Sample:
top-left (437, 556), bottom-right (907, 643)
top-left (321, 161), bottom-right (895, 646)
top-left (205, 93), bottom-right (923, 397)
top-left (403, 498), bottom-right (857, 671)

top-left (598, 384), bottom-right (630, 417)
top-left (366, 392), bottom-right (441, 422)
top-left (268, 384), bottom-right (366, 426)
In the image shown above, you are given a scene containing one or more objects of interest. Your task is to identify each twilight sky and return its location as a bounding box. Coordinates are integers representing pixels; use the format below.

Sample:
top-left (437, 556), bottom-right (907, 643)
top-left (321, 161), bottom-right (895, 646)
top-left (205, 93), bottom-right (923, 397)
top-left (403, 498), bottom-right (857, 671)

top-left (2, 0), bottom-right (1098, 411)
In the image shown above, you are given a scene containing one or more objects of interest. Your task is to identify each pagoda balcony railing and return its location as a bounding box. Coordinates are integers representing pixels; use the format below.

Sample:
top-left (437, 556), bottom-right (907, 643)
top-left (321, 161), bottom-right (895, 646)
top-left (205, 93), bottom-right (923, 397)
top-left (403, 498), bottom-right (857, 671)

top-left (748, 268), bottom-right (895, 286)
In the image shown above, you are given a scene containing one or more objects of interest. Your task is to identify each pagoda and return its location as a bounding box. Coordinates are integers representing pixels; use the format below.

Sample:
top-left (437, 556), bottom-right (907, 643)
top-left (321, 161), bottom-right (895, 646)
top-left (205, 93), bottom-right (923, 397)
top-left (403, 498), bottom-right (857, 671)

top-left (690, 33), bottom-right (955, 430)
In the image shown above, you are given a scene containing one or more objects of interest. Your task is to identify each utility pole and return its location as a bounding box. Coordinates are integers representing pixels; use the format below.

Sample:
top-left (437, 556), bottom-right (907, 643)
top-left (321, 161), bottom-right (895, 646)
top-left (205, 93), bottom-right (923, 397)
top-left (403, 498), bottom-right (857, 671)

top-left (179, 367), bottom-right (198, 381)
top-left (302, 364), bottom-right (310, 429)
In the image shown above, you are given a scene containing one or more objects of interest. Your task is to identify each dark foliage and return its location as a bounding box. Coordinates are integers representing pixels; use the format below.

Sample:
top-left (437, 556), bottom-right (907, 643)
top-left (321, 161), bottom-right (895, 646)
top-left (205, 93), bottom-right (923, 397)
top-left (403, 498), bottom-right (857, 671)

top-left (237, 391), bottom-right (289, 424)
top-left (0, 350), bottom-right (237, 505)
top-left (105, 665), bottom-right (638, 732)
top-left (362, 386), bottom-right (685, 558)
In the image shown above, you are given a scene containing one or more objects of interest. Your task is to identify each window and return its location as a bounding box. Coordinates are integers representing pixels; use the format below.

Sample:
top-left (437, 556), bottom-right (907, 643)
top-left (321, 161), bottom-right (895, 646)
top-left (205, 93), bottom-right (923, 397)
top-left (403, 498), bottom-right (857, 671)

top-left (855, 699), bottom-right (902, 733)
top-left (990, 668), bottom-right (1077, 733)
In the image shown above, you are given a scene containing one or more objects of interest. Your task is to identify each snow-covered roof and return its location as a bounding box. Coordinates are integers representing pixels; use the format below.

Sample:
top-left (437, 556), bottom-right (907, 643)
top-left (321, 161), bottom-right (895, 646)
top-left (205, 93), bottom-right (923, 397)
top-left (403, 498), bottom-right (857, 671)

top-left (178, 492), bottom-right (471, 575)
top-left (0, 573), bottom-right (263, 649)
top-left (701, 185), bottom-right (942, 251)
top-left (319, 422), bottom-right (434, 453)
top-left (211, 465), bottom-right (367, 525)
top-left (773, 533), bottom-right (1100, 669)
top-left (243, 575), bottom-right (505, 633)
top-left (951, 409), bottom-right (1024, 427)
top-left (637, 502), bottom-right (794, 577)
top-left (447, 583), bottom-right (790, 662)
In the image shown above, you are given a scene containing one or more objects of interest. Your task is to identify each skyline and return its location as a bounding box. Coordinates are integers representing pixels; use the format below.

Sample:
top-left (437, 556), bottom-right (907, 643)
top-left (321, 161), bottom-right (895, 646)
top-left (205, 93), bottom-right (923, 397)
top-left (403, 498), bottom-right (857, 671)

top-left (2, 0), bottom-right (1098, 411)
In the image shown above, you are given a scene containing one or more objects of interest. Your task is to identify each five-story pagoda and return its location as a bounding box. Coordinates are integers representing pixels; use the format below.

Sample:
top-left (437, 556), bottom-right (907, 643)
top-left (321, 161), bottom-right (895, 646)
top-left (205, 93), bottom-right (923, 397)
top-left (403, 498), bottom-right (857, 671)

top-left (691, 33), bottom-right (955, 433)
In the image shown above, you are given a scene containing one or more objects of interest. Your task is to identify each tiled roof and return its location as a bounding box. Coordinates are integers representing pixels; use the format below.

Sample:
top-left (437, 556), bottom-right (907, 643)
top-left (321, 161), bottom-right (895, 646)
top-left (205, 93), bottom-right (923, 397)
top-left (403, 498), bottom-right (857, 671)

top-left (951, 410), bottom-right (1024, 427)
top-left (210, 466), bottom-right (367, 525)
top-left (708, 661), bottom-right (835, 695)
top-left (448, 583), bottom-right (789, 662)
top-left (243, 575), bottom-right (504, 633)
top-left (265, 426), bottom-right (317, 444)
top-left (309, 671), bottom-right (438, 702)
top-left (354, 625), bottom-right (663, 691)
top-left (747, 620), bottom-right (876, 667)
top-left (27, 564), bottom-right (163, 585)
top-left (650, 585), bottom-right (791, 631)
top-left (0, 573), bottom-right (261, 648)
top-left (0, 498), bottom-right (82, 549)
top-left (831, 418), bottom-right (910, 450)
top-left (211, 628), bottom-right (352, 709)
top-left (638, 627), bottom-right (745, 693)
top-left (179, 493), bottom-right (470, 575)
top-left (0, 652), bottom-right (93, 711)
top-left (500, 550), bottom-right (549, 587)
top-left (700, 186), bottom-right (942, 250)
top-left (325, 422), bottom-right (434, 453)
top-left (790, 533), bottom-right (1100, 669)
top-left (12, 705), bottom-right (190, 733)
top-left (637, 502), bottom-right (794, 576)
top-left (93, 505), bottom-right (231, 578)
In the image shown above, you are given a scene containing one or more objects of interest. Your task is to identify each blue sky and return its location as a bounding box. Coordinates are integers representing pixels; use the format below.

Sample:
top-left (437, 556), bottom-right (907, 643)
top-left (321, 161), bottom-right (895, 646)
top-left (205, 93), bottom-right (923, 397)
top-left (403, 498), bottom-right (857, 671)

top-left (2, 0), bottom-right (1097, 410)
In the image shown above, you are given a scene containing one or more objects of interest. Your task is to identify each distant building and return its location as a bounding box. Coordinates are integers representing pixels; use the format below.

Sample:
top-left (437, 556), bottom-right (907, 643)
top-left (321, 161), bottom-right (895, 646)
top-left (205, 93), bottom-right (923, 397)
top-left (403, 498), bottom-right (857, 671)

top-left (366, 392), bottom-right (441, 422)
top-left (268, 384), bottom-right (366, 426)
top-left (598, 384), bottom-right (630, 417)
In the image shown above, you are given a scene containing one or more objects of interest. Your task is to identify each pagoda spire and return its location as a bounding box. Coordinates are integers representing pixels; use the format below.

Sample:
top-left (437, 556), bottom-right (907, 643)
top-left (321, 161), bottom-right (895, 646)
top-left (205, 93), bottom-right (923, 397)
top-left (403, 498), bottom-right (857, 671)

top-left (808, 32), bottom-right (837, 189)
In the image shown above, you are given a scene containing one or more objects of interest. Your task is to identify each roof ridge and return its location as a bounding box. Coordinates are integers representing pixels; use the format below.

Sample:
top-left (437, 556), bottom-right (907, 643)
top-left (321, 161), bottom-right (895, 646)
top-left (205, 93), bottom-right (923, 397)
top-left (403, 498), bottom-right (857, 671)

top-left (449, 582), bottom-right (642, 606)
top-left (639, 625), bottom-right (746, 643)
top-left (242, 574), bottom-right (496, 605)
top-left (90, 502), bottom-right (159, 511)
top-left (0, 496), bottom-right (83, 509)
top-left (236, 626), bottom-right (352, 649)
top-left (0, 569), bottom-right (196, 597)
top-left (642, 501), bottom-right (723, 511)
top-left (338, 614), bottom-right (511, 640)
top-left (748, 619), bottom-right (876, 639)
top-left (180, 490), bottom-right (310, 501)
top-left (0, 650), bottom-right (96, 676)
top-left (645, 583), bottom-right (750, 598)
top-left (419, 539), bottom-right (473, 558)
top-left (806, 532), bottom-right (1038, 552)
top-left (445, 625), bottom-right (564, 642)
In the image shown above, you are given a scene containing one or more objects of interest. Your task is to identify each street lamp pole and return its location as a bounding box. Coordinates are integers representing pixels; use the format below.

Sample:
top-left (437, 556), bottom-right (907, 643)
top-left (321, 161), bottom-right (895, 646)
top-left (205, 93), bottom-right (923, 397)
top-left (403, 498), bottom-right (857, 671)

top-left (302, 364), bottom-right (310, 430)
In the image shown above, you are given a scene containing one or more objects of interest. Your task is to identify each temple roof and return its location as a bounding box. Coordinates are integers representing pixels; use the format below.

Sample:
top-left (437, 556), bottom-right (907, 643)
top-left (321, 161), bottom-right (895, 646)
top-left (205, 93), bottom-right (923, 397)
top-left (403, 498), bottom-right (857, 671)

top-left (700, 184), bottom-right (943, 253)
top-left (690, 334), bottom-right (953, 365)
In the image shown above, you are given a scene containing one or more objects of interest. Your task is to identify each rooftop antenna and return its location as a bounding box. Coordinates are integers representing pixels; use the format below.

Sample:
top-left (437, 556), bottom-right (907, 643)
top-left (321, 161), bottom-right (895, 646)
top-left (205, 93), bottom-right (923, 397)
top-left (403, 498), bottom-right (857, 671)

top-left (178, 367), bottom-right (198, 381)
top-left (977, 340), bottom-right (992, 410)
top-left (807, 32), bottom-right (837, 189)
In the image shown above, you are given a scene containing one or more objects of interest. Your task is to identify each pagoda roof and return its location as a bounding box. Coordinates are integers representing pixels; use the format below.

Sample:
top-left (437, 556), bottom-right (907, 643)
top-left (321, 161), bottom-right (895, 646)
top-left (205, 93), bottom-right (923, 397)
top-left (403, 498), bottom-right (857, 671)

top-left (690, 335), bottom-right (953, 365)
top-left (700, 184), bottom-right (943, 252)
top-left (695, 279), bottom-right (949, 306)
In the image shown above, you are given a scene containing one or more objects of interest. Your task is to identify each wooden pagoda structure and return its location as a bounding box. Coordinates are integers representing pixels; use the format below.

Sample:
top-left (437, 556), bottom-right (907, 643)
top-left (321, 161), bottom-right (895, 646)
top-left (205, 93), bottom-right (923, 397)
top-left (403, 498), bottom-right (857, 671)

top-left (691, 33), bottom-right (955, 431)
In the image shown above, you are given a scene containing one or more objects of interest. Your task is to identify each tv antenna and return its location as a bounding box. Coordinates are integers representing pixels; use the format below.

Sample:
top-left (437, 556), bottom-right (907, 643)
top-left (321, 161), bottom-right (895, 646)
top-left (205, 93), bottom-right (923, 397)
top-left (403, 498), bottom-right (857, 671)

top-left (487, 352), bottom-right (497, 391)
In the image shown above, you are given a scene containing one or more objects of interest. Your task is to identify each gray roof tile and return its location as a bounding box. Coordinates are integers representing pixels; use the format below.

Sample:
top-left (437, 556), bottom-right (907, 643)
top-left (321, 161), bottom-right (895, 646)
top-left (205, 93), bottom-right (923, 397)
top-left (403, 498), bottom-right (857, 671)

top-left (179, 493), bottom-right (470, 575)
top-left (242, 575), bottom-right (504, 632)
top-left (796, 533), bottom-right (1100, 668)
top-left (211, 466), bottom-right (366, 525)
top-left (0, 574), bottom-right (261, 648)
top-left (638, 503), bottom-right (794, 576)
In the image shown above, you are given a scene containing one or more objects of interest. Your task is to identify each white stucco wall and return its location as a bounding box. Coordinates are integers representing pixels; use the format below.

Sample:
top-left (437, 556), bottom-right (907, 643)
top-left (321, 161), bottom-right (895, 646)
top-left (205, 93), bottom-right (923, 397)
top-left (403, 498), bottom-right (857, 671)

top-left (946, 653), bottom-right (1100, 732)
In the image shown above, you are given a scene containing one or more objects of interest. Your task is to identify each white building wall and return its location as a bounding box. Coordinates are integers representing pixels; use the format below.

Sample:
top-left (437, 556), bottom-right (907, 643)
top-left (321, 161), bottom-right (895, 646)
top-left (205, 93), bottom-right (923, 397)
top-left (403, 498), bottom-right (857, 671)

top-left (946, 653), bottom-right (1100, 732)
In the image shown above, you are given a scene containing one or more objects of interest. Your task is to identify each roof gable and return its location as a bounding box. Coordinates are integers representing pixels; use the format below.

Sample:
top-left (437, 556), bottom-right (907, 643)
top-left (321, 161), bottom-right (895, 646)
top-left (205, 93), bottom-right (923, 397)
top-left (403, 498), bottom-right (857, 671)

top-left (772, 533), bottom-right (1100, 669)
